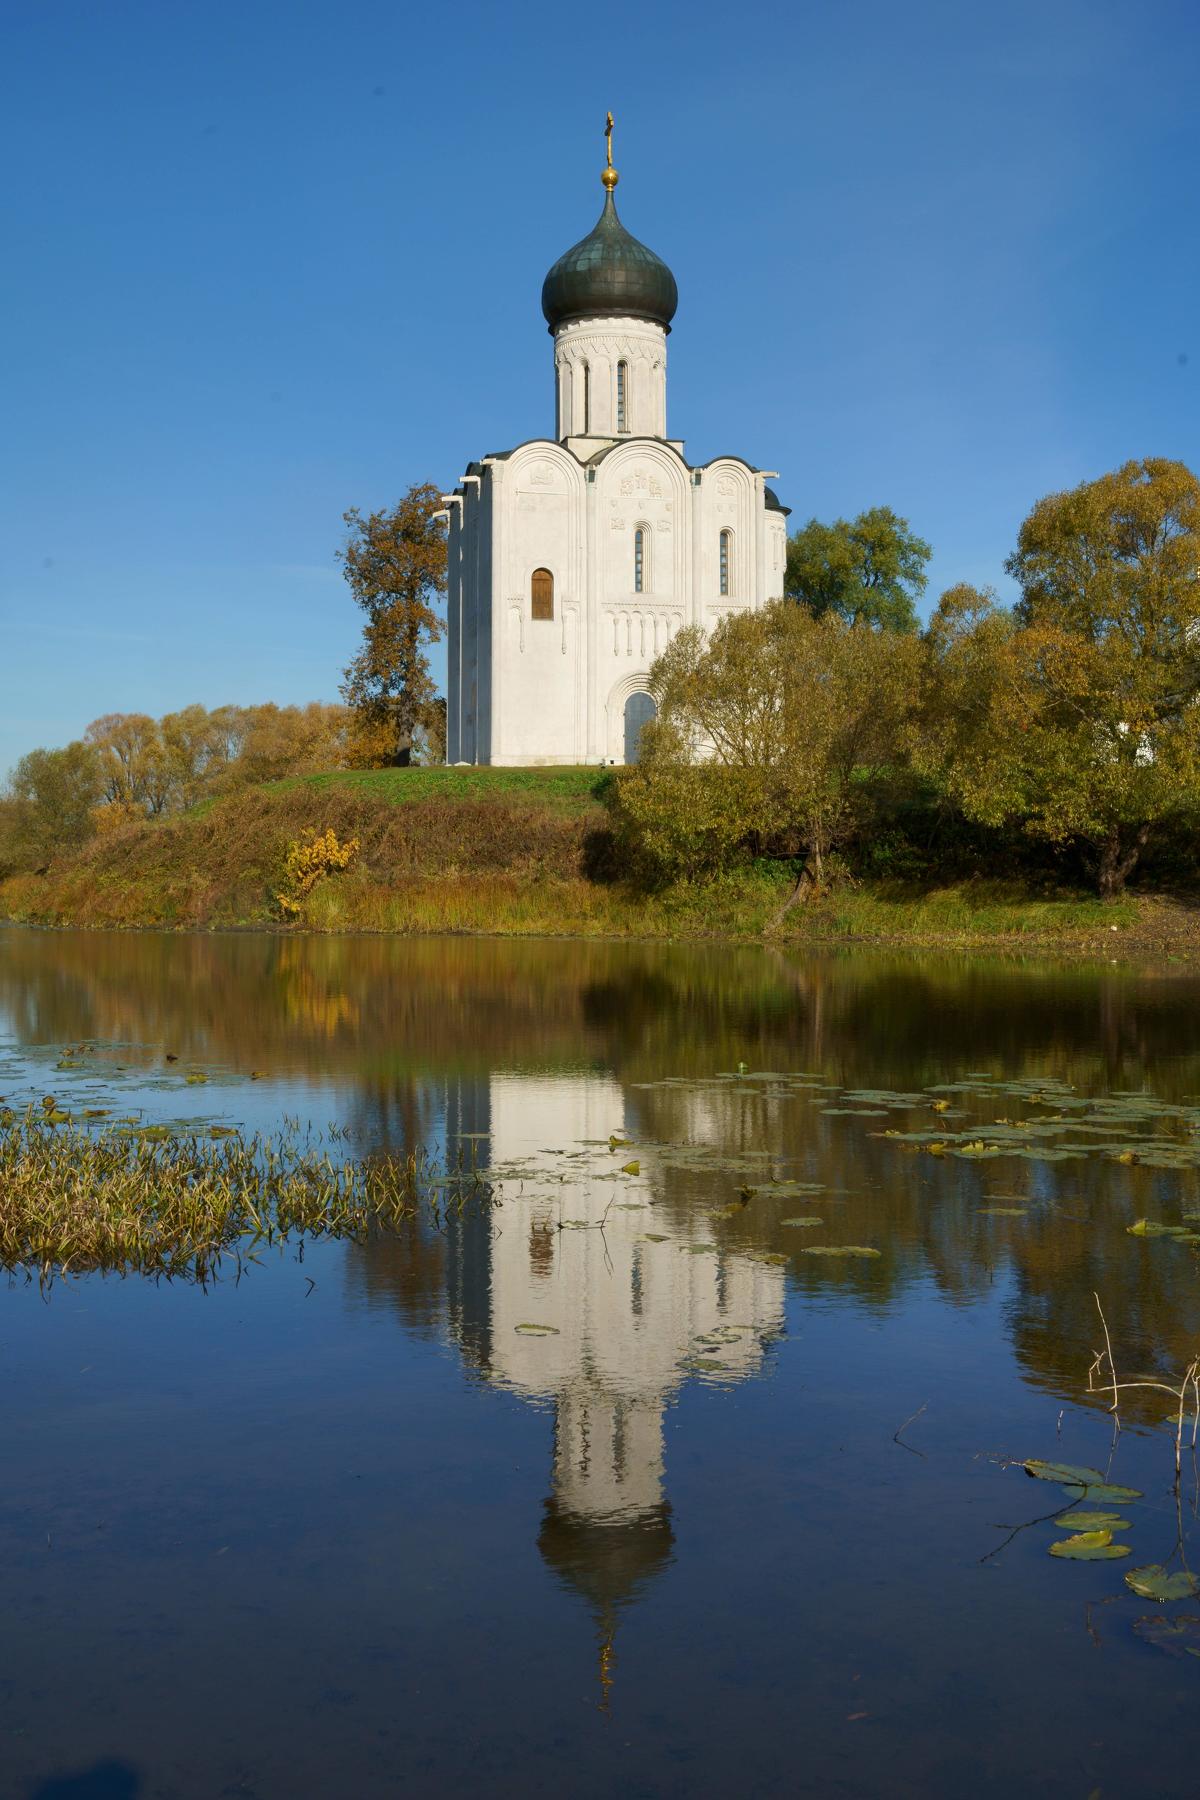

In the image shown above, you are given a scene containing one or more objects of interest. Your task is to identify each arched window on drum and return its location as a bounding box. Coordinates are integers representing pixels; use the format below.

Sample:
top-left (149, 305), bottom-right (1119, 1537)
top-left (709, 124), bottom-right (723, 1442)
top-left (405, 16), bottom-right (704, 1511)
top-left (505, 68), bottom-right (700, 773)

top-left (719, 529), bottom-right (733, 598)
top-left (634, 525), bottom-right (651, 595)
top-left (531, 568), bottom-right (554, 621)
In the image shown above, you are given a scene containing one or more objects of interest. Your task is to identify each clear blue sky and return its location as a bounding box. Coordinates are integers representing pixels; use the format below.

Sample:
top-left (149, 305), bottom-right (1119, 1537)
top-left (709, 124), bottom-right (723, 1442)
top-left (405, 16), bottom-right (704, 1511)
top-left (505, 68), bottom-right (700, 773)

top-left (2, 0), bottom-right (1196, 775)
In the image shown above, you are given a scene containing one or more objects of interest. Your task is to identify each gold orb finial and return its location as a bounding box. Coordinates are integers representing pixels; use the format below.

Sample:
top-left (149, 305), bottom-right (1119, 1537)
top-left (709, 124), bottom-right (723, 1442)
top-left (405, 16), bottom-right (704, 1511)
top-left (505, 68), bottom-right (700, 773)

top-left (602, 110), bottom-right (619, 191)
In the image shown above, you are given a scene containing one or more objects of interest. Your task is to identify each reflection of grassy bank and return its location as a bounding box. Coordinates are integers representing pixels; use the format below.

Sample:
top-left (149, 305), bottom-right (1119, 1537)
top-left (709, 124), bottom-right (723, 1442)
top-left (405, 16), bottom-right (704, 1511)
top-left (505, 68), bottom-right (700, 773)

top-left (0, 1109), bottom-right (479, 1283)
top-left (0, 768), bottom-right (1194, 956)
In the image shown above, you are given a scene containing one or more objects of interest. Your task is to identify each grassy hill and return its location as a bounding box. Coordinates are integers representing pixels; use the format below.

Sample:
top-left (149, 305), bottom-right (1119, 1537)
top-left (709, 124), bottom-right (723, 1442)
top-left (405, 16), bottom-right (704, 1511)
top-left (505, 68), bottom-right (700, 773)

top-left (267, 765), bottom-right (613, 811)
top-left (3, 762), bottom-right (1194, 958)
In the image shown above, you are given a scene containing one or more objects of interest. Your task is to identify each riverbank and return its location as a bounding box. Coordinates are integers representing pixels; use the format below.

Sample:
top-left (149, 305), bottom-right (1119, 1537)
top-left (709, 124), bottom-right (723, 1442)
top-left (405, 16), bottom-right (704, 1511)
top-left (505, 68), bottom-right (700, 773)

top-left (2, 767), bottom-right (1196, 959)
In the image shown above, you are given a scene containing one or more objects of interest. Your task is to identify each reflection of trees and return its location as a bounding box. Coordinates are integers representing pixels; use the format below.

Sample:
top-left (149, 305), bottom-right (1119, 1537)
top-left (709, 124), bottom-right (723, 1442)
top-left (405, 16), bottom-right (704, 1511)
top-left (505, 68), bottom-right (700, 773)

top-left (6, 925), bottom-right (1200, 1419)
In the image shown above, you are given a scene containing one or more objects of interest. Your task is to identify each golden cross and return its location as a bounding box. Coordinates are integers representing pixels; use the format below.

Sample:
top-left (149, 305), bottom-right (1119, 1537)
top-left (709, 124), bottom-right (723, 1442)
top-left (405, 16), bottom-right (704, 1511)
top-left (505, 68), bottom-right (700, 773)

top-left (605, 111), bottom-right (614, 168)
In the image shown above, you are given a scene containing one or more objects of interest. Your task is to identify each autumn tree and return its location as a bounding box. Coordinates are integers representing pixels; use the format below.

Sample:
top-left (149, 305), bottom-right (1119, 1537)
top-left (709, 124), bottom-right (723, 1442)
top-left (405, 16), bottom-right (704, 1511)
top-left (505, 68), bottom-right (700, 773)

top-left (1, 742), bottom-right (103, 867)
top-left (84, 713), bottom-right (174, 817)
top-left (339, 482), bottom-right (448, 766)
top-left (786, 507), bottom-right (930, 632)
top-left (917, 461), bottom-right (1200, 898)
top-left (618, 602), bottom-right (921, 902)
top-left (233, 703), bottom-right (353, 787)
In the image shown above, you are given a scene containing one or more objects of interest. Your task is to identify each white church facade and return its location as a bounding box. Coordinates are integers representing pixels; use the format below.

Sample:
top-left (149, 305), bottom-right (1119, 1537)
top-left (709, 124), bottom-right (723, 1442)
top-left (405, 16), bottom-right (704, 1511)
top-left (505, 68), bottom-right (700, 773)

top-left (443, 122), bottom-right (789, 766)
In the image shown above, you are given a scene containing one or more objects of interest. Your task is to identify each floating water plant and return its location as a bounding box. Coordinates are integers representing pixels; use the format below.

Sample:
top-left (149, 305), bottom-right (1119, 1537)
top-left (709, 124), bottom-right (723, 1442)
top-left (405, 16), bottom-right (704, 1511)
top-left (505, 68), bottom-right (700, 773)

top-left (798, 1244), bottom-right (880, 1258)
top-left (1048, 1529), bottom-right (1130, 1561)
top-left (1125, 1566), bottom-right (1200, 1602)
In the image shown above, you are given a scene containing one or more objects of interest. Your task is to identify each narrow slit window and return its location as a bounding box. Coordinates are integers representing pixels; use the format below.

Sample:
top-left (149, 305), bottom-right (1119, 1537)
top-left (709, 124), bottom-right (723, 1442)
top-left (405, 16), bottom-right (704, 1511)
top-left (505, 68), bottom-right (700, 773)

top-left (617, 361), bottom-right (628, 433)
top-left (582, 364), bottom-right (590, 434)
top-left (634, 527), bottom-right (645, 594)
top-left (531, 568), bottom-right (554, 621)
top-left (719, 530), bottom-right (732, 597)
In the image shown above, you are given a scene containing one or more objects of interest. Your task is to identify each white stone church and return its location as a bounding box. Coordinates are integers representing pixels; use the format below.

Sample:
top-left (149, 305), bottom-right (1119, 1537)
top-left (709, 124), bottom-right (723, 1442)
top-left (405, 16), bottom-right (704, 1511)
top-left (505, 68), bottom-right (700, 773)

top-left (443, 127), bottom-right (789, 766)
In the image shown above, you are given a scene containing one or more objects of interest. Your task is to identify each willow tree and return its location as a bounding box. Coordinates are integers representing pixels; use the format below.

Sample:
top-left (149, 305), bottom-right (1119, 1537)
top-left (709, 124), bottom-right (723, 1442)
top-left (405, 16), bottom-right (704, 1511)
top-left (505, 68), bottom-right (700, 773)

top-left (617, 601), bottom-right (920, 904)
top-left (918, 461), bottom-right (1200, 898)
top-left (339, 482), bottom-right (447, 767)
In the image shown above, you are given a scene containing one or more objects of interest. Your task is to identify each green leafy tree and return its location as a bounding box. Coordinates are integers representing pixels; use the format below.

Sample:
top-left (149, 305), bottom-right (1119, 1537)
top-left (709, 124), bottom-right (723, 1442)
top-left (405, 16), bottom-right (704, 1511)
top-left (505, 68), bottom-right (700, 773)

top-left (916, 456), bottom-right (1200, 898)
top-left (786, 506), bottom-right (930, 632)
top-left (618, 602), bottom-right (921, 906)
top-left (340, 482), bottom-right (448, 766)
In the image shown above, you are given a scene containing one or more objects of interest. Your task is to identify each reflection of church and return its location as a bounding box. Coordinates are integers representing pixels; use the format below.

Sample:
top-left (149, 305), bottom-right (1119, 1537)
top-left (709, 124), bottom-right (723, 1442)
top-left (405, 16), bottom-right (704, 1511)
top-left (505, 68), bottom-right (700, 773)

top-left (443, 117), bottom-right (790, 767)
top-left (438, 1073), bottom-right (786, 1698)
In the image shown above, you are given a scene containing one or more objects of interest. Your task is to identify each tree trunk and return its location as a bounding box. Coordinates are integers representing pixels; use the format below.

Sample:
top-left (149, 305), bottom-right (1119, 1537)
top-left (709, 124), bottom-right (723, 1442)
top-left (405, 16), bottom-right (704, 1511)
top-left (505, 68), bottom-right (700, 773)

top-left (1095, 824), bottom-right (1149, 899)
top-left (767, 860), bottom-right (819, 930)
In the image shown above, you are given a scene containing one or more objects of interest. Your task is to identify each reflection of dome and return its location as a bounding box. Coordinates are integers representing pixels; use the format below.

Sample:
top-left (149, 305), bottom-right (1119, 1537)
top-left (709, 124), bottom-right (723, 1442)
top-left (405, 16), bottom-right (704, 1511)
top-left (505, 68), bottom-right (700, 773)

top-left (538, 1497), bottom-right (675, 1618)
top-left (541, 191), bottom-right (679, 333)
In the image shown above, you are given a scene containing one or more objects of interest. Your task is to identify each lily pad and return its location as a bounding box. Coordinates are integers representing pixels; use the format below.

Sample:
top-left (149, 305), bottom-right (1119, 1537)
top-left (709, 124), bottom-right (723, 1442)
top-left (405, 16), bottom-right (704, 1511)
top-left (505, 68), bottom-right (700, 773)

top-left (780, 1216), bottom-right (824, 1228)
top-left (1024, 1459), bottom-right (1107, 1487)
top-left (1132, 1615), bottom-right (1200, 1658)
top-left (979, 1206), bottom-right (1028, 1216)
top-left (514, 1323), bottom-right (560, 1337)
top-left (683, 1243), bottom-right (718, 1254)
top-left (1049, 1529), bottom-right (1130, 1561)
top-left (620, 1161), bottom-right (641, 1175)
top-left (637, 1233), bottom-right (669, 1243)
top-left (799, 1245), bottom-right (881, 1258)
top-left (1056, 1511), bottom-right (1131, 1531)
top-left (1061, 1482), bottom-right (1142, 1503)
top-left (1126, 1565), bottom-right (1200, 1602)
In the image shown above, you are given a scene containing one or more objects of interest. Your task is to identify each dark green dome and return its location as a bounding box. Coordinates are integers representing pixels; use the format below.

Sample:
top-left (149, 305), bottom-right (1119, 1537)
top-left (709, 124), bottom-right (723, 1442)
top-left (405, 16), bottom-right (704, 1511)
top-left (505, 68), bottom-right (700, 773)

top-left (541, 191), bottom-right (678, 334)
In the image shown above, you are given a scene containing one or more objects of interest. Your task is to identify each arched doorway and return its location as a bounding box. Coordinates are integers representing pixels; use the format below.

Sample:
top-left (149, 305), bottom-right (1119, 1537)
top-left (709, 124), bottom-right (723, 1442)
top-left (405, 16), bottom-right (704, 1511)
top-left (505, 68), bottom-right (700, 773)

top-left (623, 691), bottom-right (657, 765)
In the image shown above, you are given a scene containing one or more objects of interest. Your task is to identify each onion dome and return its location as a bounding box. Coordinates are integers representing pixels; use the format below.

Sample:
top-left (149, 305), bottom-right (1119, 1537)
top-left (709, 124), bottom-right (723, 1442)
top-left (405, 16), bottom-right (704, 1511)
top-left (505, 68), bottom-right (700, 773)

top-left (541, 134), bottom-right (678, 333)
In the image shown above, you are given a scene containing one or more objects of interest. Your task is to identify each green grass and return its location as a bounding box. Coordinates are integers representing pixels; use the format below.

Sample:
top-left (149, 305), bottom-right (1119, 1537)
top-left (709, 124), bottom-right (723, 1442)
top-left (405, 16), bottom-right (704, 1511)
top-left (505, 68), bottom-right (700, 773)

top-left (268, 764), bottom-right (614, 813)
top-left (807, 881), bottom-right (1141, 941)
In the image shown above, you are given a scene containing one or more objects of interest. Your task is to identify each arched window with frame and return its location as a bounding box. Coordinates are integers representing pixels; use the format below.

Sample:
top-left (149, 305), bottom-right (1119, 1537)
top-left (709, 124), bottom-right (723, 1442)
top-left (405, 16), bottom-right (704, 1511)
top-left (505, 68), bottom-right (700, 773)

top-left (617, 361), bottom-right (628, 433)
top-left (634, 525), bottom-right (649, 594)
top-left (582, 363), bottom-right (590, 434)
top-left (531, 568), bottom-right (554, 622)
top-left (719, 529), bottom-right (733, 597)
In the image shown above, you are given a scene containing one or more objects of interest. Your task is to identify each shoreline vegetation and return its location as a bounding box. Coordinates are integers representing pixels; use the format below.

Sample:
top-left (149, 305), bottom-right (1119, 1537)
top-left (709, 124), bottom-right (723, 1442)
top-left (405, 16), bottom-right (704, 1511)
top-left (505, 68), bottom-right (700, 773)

top-left (2, 765), bottom-right (1198, 961)
top-left (0, 1106), bottom-right (487, 1284)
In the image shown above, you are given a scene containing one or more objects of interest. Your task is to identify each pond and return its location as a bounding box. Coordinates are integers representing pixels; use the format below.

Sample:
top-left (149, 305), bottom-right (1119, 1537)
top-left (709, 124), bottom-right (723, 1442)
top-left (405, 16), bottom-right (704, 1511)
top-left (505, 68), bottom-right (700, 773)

top-left (4, 927), bottom-right (1200, 1798)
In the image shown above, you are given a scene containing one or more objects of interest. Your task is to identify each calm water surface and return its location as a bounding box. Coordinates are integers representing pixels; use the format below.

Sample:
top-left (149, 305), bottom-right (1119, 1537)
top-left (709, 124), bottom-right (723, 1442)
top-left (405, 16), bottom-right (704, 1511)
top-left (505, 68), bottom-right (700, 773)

top-left (4, 928), bottom-right (1200, 1798)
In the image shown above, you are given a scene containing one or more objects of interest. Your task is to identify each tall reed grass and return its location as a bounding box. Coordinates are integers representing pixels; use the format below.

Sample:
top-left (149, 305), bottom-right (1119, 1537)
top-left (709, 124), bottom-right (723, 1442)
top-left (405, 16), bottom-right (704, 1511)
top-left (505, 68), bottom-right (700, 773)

top-left (0, 1109), bottom-right (486, 1285)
